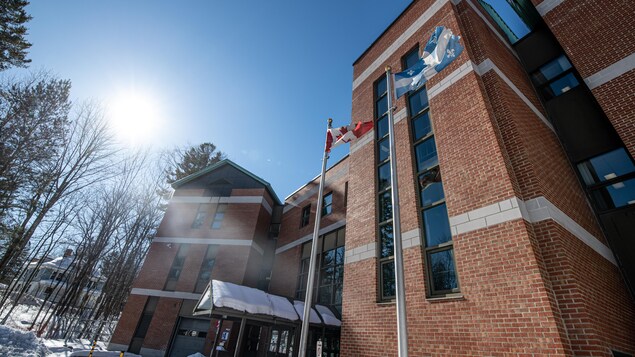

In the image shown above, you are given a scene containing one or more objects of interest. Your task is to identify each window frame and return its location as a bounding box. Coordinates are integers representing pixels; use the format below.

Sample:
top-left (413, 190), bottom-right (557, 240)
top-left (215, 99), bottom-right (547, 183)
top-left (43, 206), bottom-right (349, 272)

top-left (300, 204), bottom-right (311, 227)
top-left (407, 83), bottom-right (461, 297)
top-left (210, 203), bottom-right (227, 229)
top-left (321, 192), bottom-right (333, 217)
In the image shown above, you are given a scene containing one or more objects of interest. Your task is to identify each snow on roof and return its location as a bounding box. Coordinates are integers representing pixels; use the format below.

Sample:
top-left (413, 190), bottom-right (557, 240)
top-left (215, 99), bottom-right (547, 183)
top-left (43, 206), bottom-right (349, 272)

top-left (39, 256), bottom-right (73, 270)
top-left (197, 280), bottom-right (341, 326)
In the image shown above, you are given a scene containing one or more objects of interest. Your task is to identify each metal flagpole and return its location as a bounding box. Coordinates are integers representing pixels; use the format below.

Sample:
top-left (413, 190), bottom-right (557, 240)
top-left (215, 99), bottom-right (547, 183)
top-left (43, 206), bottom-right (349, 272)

top-left (298, 118), bottom-right (332, 357)
top-left (385, 66), bottom-right (409, 357)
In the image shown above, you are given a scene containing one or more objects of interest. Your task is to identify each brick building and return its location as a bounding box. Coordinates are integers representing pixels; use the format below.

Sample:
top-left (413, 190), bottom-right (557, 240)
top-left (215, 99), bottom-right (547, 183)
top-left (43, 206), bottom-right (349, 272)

top-left (110, 0), bottom-right (635, 356)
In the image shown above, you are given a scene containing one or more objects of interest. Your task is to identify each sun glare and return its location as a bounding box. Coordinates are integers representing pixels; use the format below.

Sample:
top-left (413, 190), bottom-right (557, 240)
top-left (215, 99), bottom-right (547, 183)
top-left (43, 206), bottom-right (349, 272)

top-left (108, 90), bottom-right (162, 146)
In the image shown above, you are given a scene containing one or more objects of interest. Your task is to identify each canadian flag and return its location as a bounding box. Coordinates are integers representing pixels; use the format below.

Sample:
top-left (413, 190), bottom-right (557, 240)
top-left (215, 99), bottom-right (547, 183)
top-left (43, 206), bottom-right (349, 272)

top-left (325, 121), bottom-right (374, 153)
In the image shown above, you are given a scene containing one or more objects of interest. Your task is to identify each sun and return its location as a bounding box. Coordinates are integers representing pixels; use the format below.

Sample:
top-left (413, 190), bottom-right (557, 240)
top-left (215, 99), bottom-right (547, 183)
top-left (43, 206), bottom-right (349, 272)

top-left (108, 90), bottom-right (162, 146)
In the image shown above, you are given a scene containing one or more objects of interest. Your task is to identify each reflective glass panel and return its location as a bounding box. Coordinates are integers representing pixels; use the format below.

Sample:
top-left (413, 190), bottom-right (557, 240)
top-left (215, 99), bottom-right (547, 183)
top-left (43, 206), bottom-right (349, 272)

top-left (408, 88), bottom-right (429, 116)
top-left (413, 111), bottom-right (432, 141)
top-left (415, 138), bottom-right (438, 172)
top-left (590, 177), bottom-right (635, 211)
top-left (429, 249), bottom-right (458, 291)
top-left (375, 76), bottom-right (387, 97)
top-left (379, 224), bottom-right (394, 258)
top-left (378, 191), bottom-right (393, 222)
top-left (578, 148), bottom-right (635, 185)
top-left (543, 73), bottom-right (579, 98)
top-left (423, 203), bottom-right (452, 247)
top-left (376, 116), bottom-right (388, 138)
top-left (378, 162), bottom-right (391, 191)
top-left (378, 137), bottom-right (390, 163)
top-left (381, 261), bottom-right (395, 298)
top-left (376, 95), bottom-right (388, 118)
top-left (419, 169), bottom-right (444, 207)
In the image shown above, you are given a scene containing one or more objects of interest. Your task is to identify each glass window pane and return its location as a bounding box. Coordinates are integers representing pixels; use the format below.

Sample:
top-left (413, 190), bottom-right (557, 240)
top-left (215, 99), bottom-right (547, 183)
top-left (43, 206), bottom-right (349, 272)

top-left (318, 286), bottom-right (332, 304)
top-left (590, 177), bottom-right (635, 211)
top-left (379, 224), bottom-right (394, 258)
top-left (337, 227), bottom-right (345, 246)
top-left (322, 250), bottom-right (335, 267)
top-left (335, 246), bottom-right (345, 265)
top-left (334, 284), bottom-right (343, 304)
top-left (376, 116), bottom-right (388, 138)
top-left (408, 87), bottom-right (429, 116)
top-left (334, 265), bottom-right (344, 283)
top-left (376, 95), bottom-right (388, 118)
top-left (375, 76), bottom-right (387, 97)
top-left (413, 112), bottom-right (432, 141)
top-left (419, 168), bottom-right (444, 207)
top-left (546, 72), bottom-right (579, 97)
top-left (324, 232), bottom-right (336, 251)
top-left (378, 137), bottom-right (390, 162)
top-left (378, 162), bottom-right (391, 191)
top-left (378, 191), bottom-right (392, 223)
top-left (381, 261), bottom-right (395, 299)
top-left (302, 243), bottom-right (311, 258)
top-left (429, 249), bottom-right (458, 292)
top-left (538, 55), bottom-right (572, 82)
top-left (423, 203), bottom-right (452, 247)
top-left (578, 148), bottom-right (635, 185)
top-left (321, 266), bottom-right (334, 284)
top-left (415, 138), bottom-right (438, 172)
top-left (404, 48), bottom-right (420, 69)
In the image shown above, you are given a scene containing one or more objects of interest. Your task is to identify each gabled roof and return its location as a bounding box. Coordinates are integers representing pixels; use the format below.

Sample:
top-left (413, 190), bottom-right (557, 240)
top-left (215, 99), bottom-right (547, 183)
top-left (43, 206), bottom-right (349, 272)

top-left (171, 159), bottom-right (282, 206)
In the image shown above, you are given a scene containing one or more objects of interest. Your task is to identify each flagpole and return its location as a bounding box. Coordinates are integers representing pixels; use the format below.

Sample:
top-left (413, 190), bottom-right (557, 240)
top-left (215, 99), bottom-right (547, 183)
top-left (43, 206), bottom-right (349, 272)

top-left (298, 118), bottom-right (332, 357)
top-left (385, 65), bottom-right (409, 357)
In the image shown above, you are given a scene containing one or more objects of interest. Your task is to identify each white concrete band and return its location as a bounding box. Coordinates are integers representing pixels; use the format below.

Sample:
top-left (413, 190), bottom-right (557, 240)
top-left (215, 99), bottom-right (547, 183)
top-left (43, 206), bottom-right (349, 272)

top-left (536, 0), bottom-right (565, 16)
top-left (130, 288), bottom-right (201, 300)
top-left (275, 220), bottom-right (347, 255)
top-left (152, 237), bottom-right (265, 255)
top-left (449, 196), bottom-right (616, 265)
top-left (584, 52), bottom-right (635, 90)
top-left (169, 195), bottom-right (273, 215)
top-left (345, 228), bottom-right (421, 264)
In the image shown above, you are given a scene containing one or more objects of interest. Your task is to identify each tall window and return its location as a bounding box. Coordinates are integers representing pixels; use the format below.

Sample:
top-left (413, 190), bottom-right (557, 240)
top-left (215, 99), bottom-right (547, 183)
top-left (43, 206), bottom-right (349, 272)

top-left (300, 204), bottom-right (311, 227)
top-left (194, 245), bottom-right (217, 293)
top-left (129, 297), bottom-right (159, 354)
top-left (191, 205), bottom-right (207, 228)
top-left (577, 148), bottom-right (635, 211)
top-left (165, 244), bottom-right (189, 291)
top-left (321, 192), bottom-right (333, 217)
top-left (295, 227), bottom-right (345, 313)
top-left (211, 204), bottom-right (227, 229)
top-left (375, 72), bottom-right (395, 300)
top-left (407, 76), bottom-right (459, 296)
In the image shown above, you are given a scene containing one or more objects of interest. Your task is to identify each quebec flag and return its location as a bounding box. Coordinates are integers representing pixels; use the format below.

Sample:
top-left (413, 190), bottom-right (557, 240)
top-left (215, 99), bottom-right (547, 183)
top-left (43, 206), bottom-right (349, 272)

top-left (394, 26), bottom-right (464, 99)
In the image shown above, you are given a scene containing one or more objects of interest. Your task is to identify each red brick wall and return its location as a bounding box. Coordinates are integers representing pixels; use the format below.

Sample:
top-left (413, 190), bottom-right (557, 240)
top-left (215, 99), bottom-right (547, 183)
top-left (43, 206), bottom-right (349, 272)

top-left (110, 294), bottom-right (147, 346)
top-left (143, 297), bottom-right (181, 351)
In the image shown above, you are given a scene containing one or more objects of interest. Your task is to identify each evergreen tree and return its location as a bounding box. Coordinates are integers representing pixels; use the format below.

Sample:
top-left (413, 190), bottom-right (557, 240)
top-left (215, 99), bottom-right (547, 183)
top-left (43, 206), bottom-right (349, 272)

top-left (164, 143), bottom-right (226, 183)
top-left (0, 0), bottom-right (32, 71)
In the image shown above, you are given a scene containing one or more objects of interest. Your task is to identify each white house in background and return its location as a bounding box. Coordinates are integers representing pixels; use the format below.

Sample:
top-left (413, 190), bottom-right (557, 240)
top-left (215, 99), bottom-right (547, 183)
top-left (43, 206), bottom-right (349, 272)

top-left (15, 249), bottom-right (105, 309)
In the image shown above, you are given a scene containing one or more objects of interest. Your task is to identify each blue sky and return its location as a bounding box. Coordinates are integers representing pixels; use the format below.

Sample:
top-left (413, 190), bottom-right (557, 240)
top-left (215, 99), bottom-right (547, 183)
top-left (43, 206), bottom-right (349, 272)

top-left (20, 0), bottom-right (411, 198)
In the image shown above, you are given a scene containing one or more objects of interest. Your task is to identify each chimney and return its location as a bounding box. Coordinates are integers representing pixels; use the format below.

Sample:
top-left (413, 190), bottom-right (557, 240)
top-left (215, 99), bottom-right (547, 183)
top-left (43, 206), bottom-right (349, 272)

top-left (64, 249), bottom-right (73, 257)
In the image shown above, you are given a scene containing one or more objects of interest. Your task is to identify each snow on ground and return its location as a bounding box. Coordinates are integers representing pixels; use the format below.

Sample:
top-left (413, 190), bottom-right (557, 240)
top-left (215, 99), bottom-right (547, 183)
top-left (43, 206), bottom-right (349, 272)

top-left (0, 324), bottom-right (50, 356)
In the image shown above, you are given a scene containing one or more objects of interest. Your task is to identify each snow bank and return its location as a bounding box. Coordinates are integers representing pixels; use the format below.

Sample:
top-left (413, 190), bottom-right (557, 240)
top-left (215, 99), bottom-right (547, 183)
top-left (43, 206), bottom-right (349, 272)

top-left (0, 325), bottom-right (49, 357)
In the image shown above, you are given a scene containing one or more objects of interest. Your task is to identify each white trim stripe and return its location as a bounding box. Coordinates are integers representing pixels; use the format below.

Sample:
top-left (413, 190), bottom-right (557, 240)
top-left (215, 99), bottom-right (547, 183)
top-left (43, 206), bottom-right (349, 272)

top-left (584, 52), bottom-right (635, 90)
top-left (169, 195), bottom-right (273, 214)
top-left (131, 288), bottom-right (201, 300)
top-left (350, 128), bottom-right (375, 154)
top-left (428, 60), bottom-right (475, 99)
top-left (352, 0), bottom-right (450, 90)
top-left (449, 196), bottom-right (616, 265)
top-left (345, 228), bottom-right (421, 264)
top-left (152, 237), bottom-right (265, 255)
top-left (476, 59), bottom-right (555, 132)
top-left (275, 220), bottom-right (347, 255)
top-left (536, 0), bottom-right (565, 16)
top-left (283, 164), bottom-right (349, 212)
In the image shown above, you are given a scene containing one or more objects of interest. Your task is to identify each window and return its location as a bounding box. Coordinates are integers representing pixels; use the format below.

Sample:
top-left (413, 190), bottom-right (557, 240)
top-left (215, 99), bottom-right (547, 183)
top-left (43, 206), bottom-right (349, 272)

top-left (164, 244), bottom-right (189, 291)
top-left (375, 71), bottom-right (395, 301)
top-left (295, 227), bottom-right (345, 314)
top-left (129, 297), bottom-right (159, 354)
top-left (531, 55), bottom-right (580, 100)
top-left (194, 245), bottom-right (217, 293)
top-left (477, 0), bottom-right (536, 44)
top-left (321, 193), bottom-right (333, 217)
top-left (577, 148), bottom-right (635, 211)
top-left (191, 205), bottom-right (207, 228)
top-left (211, 204), bottom-right (227, 229)
top-left (300, 204), bottom-right (311, 227)
top-left (408, 83), bottom-right (459, 296)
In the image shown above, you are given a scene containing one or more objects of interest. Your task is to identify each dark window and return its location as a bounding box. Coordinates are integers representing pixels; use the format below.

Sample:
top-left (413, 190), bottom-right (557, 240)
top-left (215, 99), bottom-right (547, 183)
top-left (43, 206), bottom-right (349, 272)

top-left (477, 0), bottom-right (536, 44)
top-left (300, 204), bottom-right (311, 227)
top-left (403, 46), bottom-right (420, 70)
top-left (322, 192), bottom-right (333, 217)
top-left (129, 297), bottom-right (159, 354)
top-left (295, 227), bottom-right (345, 314)
top-left (191, 205), bottom-right (207, 228)
top-left (577, 148), bottom-right (635, 211)
top-left (164, 245), bottom-right (189, 291)
top-left (531, 55), bottom-right (580, 100)
top-left (194, 245), bottom-right (217, 293)
top-left (344, 182), bottom-right (348, 207)
top-left (211, 204), bottom-right (227, 229)
top-left (408, 85), bottom-right (460, 297)
top-left (612, 351), bottom-right (634, 357)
